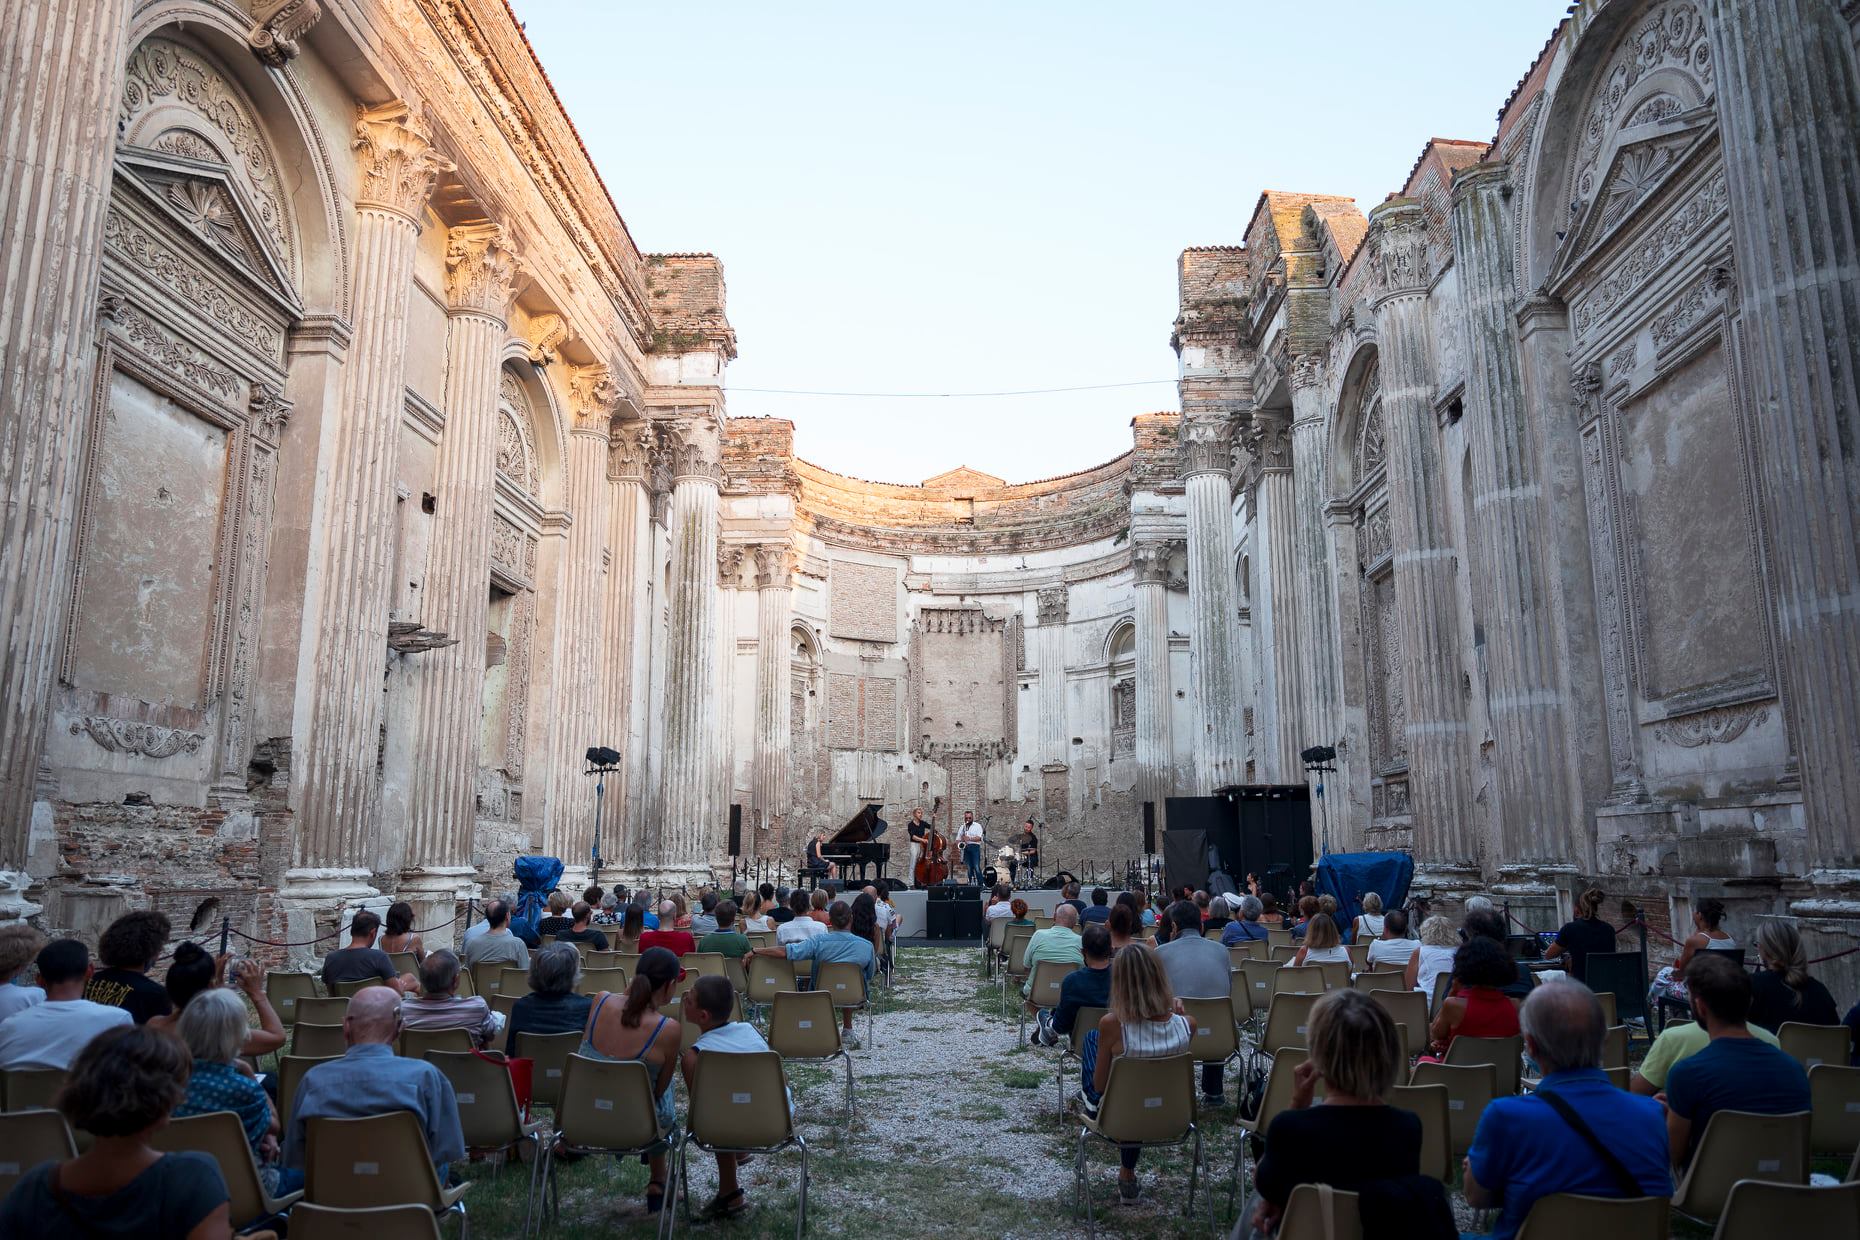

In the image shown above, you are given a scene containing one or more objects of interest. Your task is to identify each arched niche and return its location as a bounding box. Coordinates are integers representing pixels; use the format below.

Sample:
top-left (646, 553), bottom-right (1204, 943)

top-left (497, 348), bottom-right (569, 512)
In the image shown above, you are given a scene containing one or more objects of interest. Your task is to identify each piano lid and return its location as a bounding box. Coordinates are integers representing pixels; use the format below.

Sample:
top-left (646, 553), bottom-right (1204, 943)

top-left (828, 803), bottom-right (886, 844)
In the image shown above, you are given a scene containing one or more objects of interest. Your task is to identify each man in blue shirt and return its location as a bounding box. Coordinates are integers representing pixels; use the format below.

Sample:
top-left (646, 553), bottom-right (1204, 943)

top-left (754, 900), bottom-right (875, 1048)
top-left (1080, 888), bottom-right (1112, 924)
top-left (1034, 924), bottom-right (1113, 1047)
top-left (1221, 895), bottom-right (1271, 945)
top-left (1465, 981), bottom-right (1670, 1240)
top-left (1664, 952), bottom-right (1811, 1164)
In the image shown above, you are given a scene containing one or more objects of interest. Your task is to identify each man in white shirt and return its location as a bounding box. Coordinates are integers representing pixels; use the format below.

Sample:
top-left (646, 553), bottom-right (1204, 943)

top-left (983, 883), bottom-right (1015, 921)
top-left (0, 938), bottom-right (131, 1070)
top-left (958, 811), bottom-right (985, 885)
top-left (1365, 908), bottom-right (1420, 969)
top-left (775, 891), bottom-right (826, 945)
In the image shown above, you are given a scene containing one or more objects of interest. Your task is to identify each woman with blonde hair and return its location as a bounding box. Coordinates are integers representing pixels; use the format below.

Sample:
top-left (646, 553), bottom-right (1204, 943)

top-left (1291, 909), bottom-right (1348, 968)
top-left (1404, 914), bottom-right (1460, 998)
top-left (1078, 944), bottom-right (1197, 1203)
top-left (1749, 919), bottom-right (1840, 1032)
top-left (1352, 891), bottom-right (1386, 942)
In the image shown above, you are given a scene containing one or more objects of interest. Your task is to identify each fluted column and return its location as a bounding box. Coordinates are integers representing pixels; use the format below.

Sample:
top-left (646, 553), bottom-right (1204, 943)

top-left (1036, 585), bottom-right (1070, 766)
top-left (545, 365), bottom-right (618, 870)
top-left (1248, 409), bottom-right (1303, 781)
top-left (1182, 419), bottom-right (1245, 792)
top-left (291, 104), bottom-right (448, 909)
top-left (602, 422), bottom-right (653, 867)
top-left (714, 544), bottom-right (743, 856)
top-left (1450, 164), bottom-right (1580, 871)
top-left (658, 431), bottom-right (723, 873)
top-left (402, 224), bottom-right (519, 937)
top-left (1289, 360), bottom-right (1346, 838)
top-left (0, 0), bottom-right (133, 917)
top-left (1132, 542), bottom-right (1177, 814)
top-left (752, 544), bottom-right (793, 839)
top-left (1708, 0), bottom-right (1860, 872)
top-left (1366, 199), bottom-right (1477, 877)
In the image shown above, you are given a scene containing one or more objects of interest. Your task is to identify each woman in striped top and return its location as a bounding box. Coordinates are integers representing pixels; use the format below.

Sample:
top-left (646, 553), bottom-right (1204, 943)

top-left (1078, 943), bottom-right (1197, 1202)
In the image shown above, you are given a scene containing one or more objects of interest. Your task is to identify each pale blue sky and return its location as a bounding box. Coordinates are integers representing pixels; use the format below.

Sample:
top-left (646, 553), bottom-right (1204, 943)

top-left (517, 2), bottom-right (1564, 483)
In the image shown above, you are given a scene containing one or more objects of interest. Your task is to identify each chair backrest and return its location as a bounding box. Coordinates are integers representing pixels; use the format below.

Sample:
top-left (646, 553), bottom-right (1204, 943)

top-left (1582, 951), bottom-right (1647, 1026)
top-left (1026, 959), bottom-right (1072, 1011)
top-left (1600, 1024), bottom-right (1630, 1071)
top-left (294, 995), bottom-right (350, 1026)
top-left (469, 960), bottom-right (504, 997)
top-left (452, 970), bottom-right (474, 999)
top-left (1370, 989), bottom-right (1430, 1059)
top-left (1005, 929), bottom-right (1035, 975)
top-left (1779, 1022), bottom-right (1853, 1072)
top-left (267, 972), bottom-right (320, 1027)
top-left (1277, 1184), bottom-right (1362, 1240)
top-left (332, 977), bottom-right (387, 998)
top-left (1202, 926), bottom-right (1225, 940)
top-left (725, 957), bottom-right (749, 996)
top-left (288, 1202), bottom-right (444, 1239)
top-left (0, 1108), bottom-right (75, 1199)
top-left (1267, 927), bottom-right (1293, 948)
top-left (746, 955), bottom-right (798, 1005)
top-left (557, 1054), bottom-right (664, 1153)
top-left (1345, 943), bottom-right (1370, 971)
top-left (1712, 1179), bottom-right (1860, 1238)
top-left (1408, 1061), bottom-right (1497, 1157)
top-left (151, 1109), bottom-right (271, 1225)
top-left (1445, 1033), bottom-right (1523, 1096)
top-left (767, 990), bottom-right (842, 1059)
top-left (292, 1022), bottom-right (349, 1059)
top-left (1069, 1006), bottom-right (1107, 1056)
top-left (520, 1031), bottom-right (582, 1109)
top-left (388, 951), bottom-right (419, 976)
top-left (398, 1027), bottom-right (473, 1060)
top-left (497, 966), bottom-right (530, 998)
top-left (423, 1050), bottom-right (524, 1150)
top-left (1269, 944), bottom-right (1301, 964)
top-left (685, 952), bottom-right (727, 977)
top-left (815, 960), bottom-right (869, 1011)
top-left (1230, 972), bottom-right (1252, 1025)
top-left (1260, 992), bottom-right (1320, 1054)
top-left (1514, 1193), bottom-right (1670, 1240)
top-left (1595, 989), bottom-right (1618, 1027)
top-left (1679, 1109), bottom-right (1811, 1220)
top-left (1605, 1066), bottom-right (1632, 1090)
top-left (1388, 1083), bottom-right (1454, 1182)
top-left (1181, 996), bottom-right (1238, 1064)
top-left (1429, 969), bottom-right (1453, 1015)
top-left (277, 1054), bottom-right (340, 1132)
top-left (987, 918), bottom-right (1009, 952)
top-left (305, 1110), bottom-right (447, 1211)
top-left (1274, 965), bottom-right (1327, 996)
top-left (1808, 1065), bottom-right (1860, 1157)
top-left (686, 1050), bottom-right (794, 1150)
top-left (576, 967), bottom-right (627, 998)
top-left (1227, 941), bottom-right (1264, 966)
top-left (1240, 959), bottom-right (1279, 1008)
top-left (609, 953), bottom-right (642, 976)
top-left (1, 1067), bottom-right (66, 1112)
top-left (1095, 1053), bottom-right (1196, 1145)
top-left (489, 993), bottom-right (518, 1023)
top-left (1317, 961), bottom-right (1351, 991)
top-left (1352, 970), bottom-right (1406, 995)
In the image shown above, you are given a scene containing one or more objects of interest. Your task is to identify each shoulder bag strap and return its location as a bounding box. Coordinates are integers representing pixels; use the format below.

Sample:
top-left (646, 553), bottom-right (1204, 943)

top-left (1533, 1088), bottom-right (1643, 1198)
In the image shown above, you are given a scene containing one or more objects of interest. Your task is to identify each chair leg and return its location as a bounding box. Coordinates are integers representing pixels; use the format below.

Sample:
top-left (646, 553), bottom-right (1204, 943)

top-left (1226, 1130), bottom-right (1245, 1221)
top-left (795, 1141), bottom-right (810, 1239)
top-left (842, 1051), bottom-right (855, 1122)
top-left (1183, 1125), bottom-right (1200, 1219)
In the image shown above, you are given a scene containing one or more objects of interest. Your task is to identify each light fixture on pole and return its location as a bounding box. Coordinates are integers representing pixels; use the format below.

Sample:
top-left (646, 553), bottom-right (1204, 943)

top-left (583, 746), bottom-right (622, 883)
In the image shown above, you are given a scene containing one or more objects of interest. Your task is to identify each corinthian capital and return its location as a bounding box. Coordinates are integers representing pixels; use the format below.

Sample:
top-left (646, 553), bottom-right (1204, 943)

top-left (1289, 355), bottom-right (1326, 393)
top-left (248, 0), bottom-right (322, 67)
top-left (1179, 416), bottom-right (1235, 477)
top-left (1131, 541), bottom-right (1176, 586)
top-left (444, 224), bottom-right (521, 319)
top-left (1244, 408), bottom-right (1292, 472)
top-left (754, 542), bottom-right (793, 589)
top-left (1366, 198), bottom-right (1430, 303)
top-left (718, 543), bottom-right (746, 586)
top-left (609, 419), bottom-right (655, 481)
top-left (661, 422), bottom-right (724, 484)
top-left (353, 102), bottom-right (450, 222)
top-left (567, 364), bottom-right (620, 433)
top-left (1037, 584), bottom-right (1070, 625)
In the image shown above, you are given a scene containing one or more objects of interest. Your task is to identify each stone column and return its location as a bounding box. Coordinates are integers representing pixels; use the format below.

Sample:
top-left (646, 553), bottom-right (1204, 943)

top-left (1036, 584), bottom-right (1070, 766)
top-left (1248, 408), bottom-right (1303, 781)
top-left (1289, 359), bottom-right (1346, 840)
top-left (1366, 199), bottom-right (1477, 878)
top-left (752, 544), bottom-right (793, 838)
top-left (1708, 0), bottom-right (1860, 872)
top-left (1182, 418), bottom-right (1245, 792)
top-left (545, 364), bottom-right (618, 874)
top-left (1450, 164), bottom-right (1581, 873)
top-left (602, 421), bottom-right (654, 868)
top-left (657, 429), bottom-right (723, 875)
top-left (0, 0), bottom-right (133, 919)
top-left (289, 104), bottom-right (448, 930)
top-left (1132, 542), bottom-right (1177, 815)
top-left (714, 544), bottom-right (743, 856)
top-left (401, 224), bottom-right (519, 940)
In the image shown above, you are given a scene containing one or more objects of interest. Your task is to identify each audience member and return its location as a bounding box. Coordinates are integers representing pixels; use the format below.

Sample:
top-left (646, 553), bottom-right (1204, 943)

top-left (460, 892), bottom-right (511, 948)
top-left (690, 890), bottom-right (722, 938)
top-left (147, 945), bottom-right (286, 1058)
top-left (669, 893), bottom-right (692, 929)
top-left (802, 889), bottom-right (827, 925)
top-left (698, 901), bottom-right (753, 959)
top-left (0, 924), bottom-right (46, 1024)
top-left (1664, 952), bottom-right (1811, 1165)
top-left (768, 887), bottom-right (795, 925)
top-left (1106, 903), bottom-right (1140, 952)
top-left (1464, 981), bottom-right (1670, 1240)
top-left (1034, 924), bottom-right (1113, 1047)
top-left (774, 890), bottom-right (825, 946)
top-left (1352, 892), bottom-right (1387, 942)
top-left (1020, 903), bottom-right (1085, 1000)
top-left (1460, 908), bottom-right (1535, 1000)
top-left (1081, 887), bottom-right (1112, 925)
top-left (1060, 882), bottom-right (1087, 916)
top-left (759, 901), bottom-right (875, 1047)
top-left (82, 909), bottom-right (172, 1025)
top-left (283, 986), bottom-right (464, 1175)
top-left (325, 909), bottom-right (419, 993)
top-left (1223, 895), bottom-right (1270, 945)
top-left (1257, 891), bottom-right (1284, 927)
top-left (639, 897), bottom-right (662, 930)
top-left (1366, 909), bottom-right (1418, 969)
top-left (380, 900), bottom-right (425, 961)
top-left (400, 949), bottom-right (500, 1047)
top-left (864, 885), bottom-right (896, 955)
top-left (1290, 895), bottom-right (1321, 939)
top-left (1647, 897), bottom-right (1736, 1014)
top-left (0, 938), bottom-right (131, 1069)
top-left (1078, 944), bottom-right (1195, 1203)
top-left (555, 902), bottom-right (611, 951)
top-left (1747, 919), bottom-right (1840, 1033)
top-left (1155, 900), bottom-right (1232, 1105)
top-left (584, 884), bottom-right (610, 919)
top-left (613, 903), bottom-right (646, 954)
top-left (1630, 1003), bottom-right (1779, 1096)
top-left (740, 892), bottom-right (772, 933)
top-left (1204, 893), bottom-right (1234, 934)
top-left (1404, 915), bottom-right (1459, 998)
top-left (1317, 894), bottom-right (1344, 939)
top-left (639, 902), bottom-right (698, 957)
top-left (984, 883), bottom-right (1015, 921)
top-left (579, 946), bottom-right (681, 1214)
top-left (849, 892), bottom-right (885, 965)
top-left (173, 987), bottom-right (301, 1200)
top-left (0, 1025), bottom-right (232, 1237)
top-left (1290, 911), bottom-right (1347, 968)
top-left (681, 974), bottom-right (781, 1220)
top-left (1008, 898), bottom-right (1034, 927)
top-left (503, 943), bottom-right (593, 1055)
top-left (535, 891), bottom-right (574, 940)
top-left (1427, 936), bottom-right (1521, 1055)
top-left (1543, 888), bottom-right (1617, 983)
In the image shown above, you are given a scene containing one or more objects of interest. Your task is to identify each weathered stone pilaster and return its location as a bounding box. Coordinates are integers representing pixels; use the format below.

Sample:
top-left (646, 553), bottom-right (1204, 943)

top-left (752, 544), bottom-right (793, 840)
top-left (1248, 408), bottom-right (1303, 781)
top-left (1132, 542), bottom-right (1177, 816)
top-left (1036, 584), bottom-right (1070, 767)
top-left (602, 422), bottom-right (654, 869)
top-left (1182, 419), bottom-right (1245, 792)
top-left (658, 431), bottom-right (722, 871)
top-left (1289, 360), bottom-right (1348, 842)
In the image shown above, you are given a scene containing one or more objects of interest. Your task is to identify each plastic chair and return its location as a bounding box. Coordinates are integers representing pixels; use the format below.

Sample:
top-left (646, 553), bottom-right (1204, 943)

top-left (1709, 1178), bottom-right (1859, 1238)
top-left (1277, 1183), bottom-right (1361, 1240)
top-left (1257, 992), bottom-right (1320, 1058)
top-left (815, 960), bottom-right (874, 1050)
top-left (1000, 928), bottom-right (1036, 1005)
top-left (469, 961), bottom-right (504, 998)
top-left (1230, 971), bottom-right (1252, 1028)
top-left (1228, 940), bottom-right (1267, 965)
top-left (268, 972), bottom-right (320, 1027)
top-left (1267, 927), bottom-right (1293, 949)
top-left (544, 1056), bottom-right (675, 1239)
top-left (332, 977), bottom-right (388, 998)
top-left (424, 1051), bottom-right (547, 1232)
top-left (1274, 965), bottom-right (1327, 996)
top-left (1809, 1065), bottom-right (1860, 1157)
top-left (1409, 1061), bottom-right (1497, 1157)
top-left (0, 1107), bottom-right (74, 1198)
top-left (292, 1022), bottom-right (349, 1059)
top-left (1056, 1005), bottom-right (1107, 1118)
top-left (1601, 1024), bottom-right (1630, 1071)
top-left (1269, 943), bottom-right (1301, 964)
top-left (388, 951), bottom-right (420, 976)
top-left (289, 1202), bottom-right (443, 1239)
top-left (985, 916), bottom-right (1010, 976)
top-left (1445, 1034), bottom-right (1523, 1096)
top-left (1388, 1083), bottom-right (1454, 1182)
top-left (1239, 959), bottom-right (1279, 1026)
top-left (1515, 1193), bottom-right (1669, 1240)
top-left (1596, 990), bottom-right (1618, 1027)
top-left (1672, 1109), bottom-right (1811, 1223)
top-left (1316, 961), bottom-right (1351, 991)
top-left (683, 952), bottom-right (727, 978)
top-left (766, 989), bottom-right (854, 1121)
top-left (1230, 1048), bottom-right (1317, 1215)
top-left (520, 1031), bottom-right (582, 1113)
top-left (1429, 970), bottom-right (1453, 1015)
top-left (489, 994), bottom-right (518, 1025)
top-left (1371, 990), bottom-right (1430, 1065)
top-left (453, 970), bottom-right (475, 1000)
top-left (746, 955), bottom-right (798, 1018)
top-left (724, 957), bottom-right (749, 997)
top-left (294, 996), bottom-right (351, 1026)
top-left (1779, 1022), bottom-right (1853, 1072)
top-left (496, 966), bottom-right (530, 998)
top-left (1181, 995), bottom-right (1240, 1102)
top-left (1021, 959), bottom-right (1072, 1044)
top-left (277, 1054), bottom-right (339, 1132)
top-left (1605, 1066), bottom-right (1632, 1090)
top-left (1345, 943), bottom-right (1370, 972)
top-left (1352, 970), bottom-right (1406, 994)
top-left (676, 1050), bottom-right (807, 1239)
top-left (398, 1027), bottom-right (474, 1059)
top-left (153, 1109), bottom-right (305, 1230)
top-left (1, 1067), bottom-right (66, 1112)
top-left (1073, 1053), bottom-right (1210, 1234)
top-left (304, 1111), bottom-right (471, 1232)
top-left (575, 967), bottom-right (626, 997)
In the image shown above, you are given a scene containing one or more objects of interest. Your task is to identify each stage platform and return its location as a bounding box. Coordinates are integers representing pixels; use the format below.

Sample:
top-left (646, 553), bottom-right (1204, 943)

top-left (886, 886), bottom-right (1091, 939)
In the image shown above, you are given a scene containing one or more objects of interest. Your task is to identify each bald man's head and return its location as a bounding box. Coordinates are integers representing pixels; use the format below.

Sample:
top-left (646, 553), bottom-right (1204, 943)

top-left (659, 900), bottom-right (676, 919)
top-left (1053, 903), bottom-right (1080, 929)
top-left (1519, 979), bottom-right (1604, 1074)
top-left (345, 984), bottom-right (402, 1046)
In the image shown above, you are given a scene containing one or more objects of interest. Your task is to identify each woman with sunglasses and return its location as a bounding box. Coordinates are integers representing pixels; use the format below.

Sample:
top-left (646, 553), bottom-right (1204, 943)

top-left (579, 946), bottom-right (684, 1215)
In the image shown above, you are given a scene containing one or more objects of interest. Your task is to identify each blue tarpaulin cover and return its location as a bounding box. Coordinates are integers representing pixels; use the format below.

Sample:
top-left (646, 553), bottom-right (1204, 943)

top-left (1315, 851), bottom-right (1414, 927)
top-left (511, 854), bottom-right (564, 943)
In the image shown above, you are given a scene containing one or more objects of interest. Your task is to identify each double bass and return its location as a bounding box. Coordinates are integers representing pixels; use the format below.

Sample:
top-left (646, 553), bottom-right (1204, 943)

top-left (915, 821), bottom-right (950, 886)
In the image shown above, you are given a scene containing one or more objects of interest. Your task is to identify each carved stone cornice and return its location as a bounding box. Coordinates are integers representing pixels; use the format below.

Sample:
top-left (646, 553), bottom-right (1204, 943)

top-left (1514, 288), bottom-right (1568, 336)
top-left (247, 0), bottom-right (321, 68)
top-left (1131, 540), bottom-right (1178, 587)
top-left (1289, 355), bottom-right (1326, 393)
top-left (1365, 198), bottom-right (1430, 304)
top-left (1244, 408), bottom-right (1293, 473)
top-left (1179, 416), bottom-right (1235, 477)
top-left (567, 363), bottom-right (620, 434)
top-left (443, 223), bottom-right (520, 319)
top-left (353, 102), bottom-right (450, 222)
top-left (609, 419), bottom-right (654, 481)
top-left (1036, 584), bottom-right (1069, 625)
top-left (525, 313), bottom-right (567, 366)
top-left (1449, 158), bottom-right (1512, 205)
top-left (753, 542), bottom-right (793, 589)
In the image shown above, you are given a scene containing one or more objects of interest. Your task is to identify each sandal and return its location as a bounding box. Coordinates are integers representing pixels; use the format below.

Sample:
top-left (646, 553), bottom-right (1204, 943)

top-left (702, 1188), bottom-right (747, 1219)
top-left (645, 1180), bottom-right (665, 1215)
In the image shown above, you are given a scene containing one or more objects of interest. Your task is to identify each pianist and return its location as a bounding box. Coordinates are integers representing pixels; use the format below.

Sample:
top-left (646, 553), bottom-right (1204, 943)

top-left (802, 831), bottom-right (828, 879)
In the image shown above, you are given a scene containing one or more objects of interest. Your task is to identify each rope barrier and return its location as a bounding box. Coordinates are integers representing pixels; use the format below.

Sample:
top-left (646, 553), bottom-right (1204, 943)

top-left (213, 899), bottom-right (480, 952)
top-left (1807, 942), bottom-right (1860, 965)
top-left (225, 923), bottom-right (343, 949)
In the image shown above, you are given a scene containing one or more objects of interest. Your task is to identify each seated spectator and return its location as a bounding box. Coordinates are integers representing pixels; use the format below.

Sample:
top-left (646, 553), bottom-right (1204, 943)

top-left (324, 909), bottom-right (419, 993)
top-left (1077, 944), bottom-right (1196, 1203)
top-left (1082, 887), bottom-right (1112, 925)
top-left (1464, 981), bottom-right (1670, 1240)
top-left (1106, 903), bottom-right (1140, 952)
top-left (808, 889), bottom-right (831, 925)
top-left (1542, 887), bottom-right (1617, 983)
top-left (1317, 894), bottom-right (1344, 939)
top-left (461, 891), bottom-right (511, 949)
top-left (1404, 915), bottom-right (1459, 998)
top-left (1192, 890), bottom-right (1212, 925)
top-left (1243, 990), bottom-right (1449, 1240)
top-left (612, 903), bottom-right (646, 954)
top-left (83, 909), bottom-right (172, 1025)
top-left (1034, 924), bottom-right (1113, 1047)
top-left (1665, 952), bottom-right (1811, 1166)
top-left (555, 902), bottom-right (610, 951)
top-left (1155, 900), bottom-right (1232, 1105)
top-left (1647, 897), bottom-right (1737, 1015)
top-left (1290, 910), bottom-right (1348, 968)
top-left (774, 891), bottom-right (825, 946)
top-left (768, 888), bottom-right (796, 925)
top-left (583, 884), bottom-right (609, 920)
top-left (1630, 1002), bottom-right (1779, 1096)
top-left (1222, 895), bottom-right (1271, 945)
top-left (681, 974), bottom-right (782, 1220)
top-left (983, 883), bottom-right (1015, 922)
top-left (690, 890), bottom-right (721, 938)
top-left (174, 987), bottom-right (301, 1200)
top-left (1366, 908), bottom-right (1418, 969)
top-left (864, 885), bottom-right (897, 958)
top-left (1140, 891), bottom-right (1161, 928)
top-left (639, 897), bottom-right (662, 931)
top-left (1256, 891), bottom-right (1284, 927)
top-left (740, 892), bottom-right (772, 933)
top-left (503, 943), bottom-right (592, 1055)
top-left (379, 900), bottom-right (425, 962)
top-left (283, 986), bottom-right (464, 1176)
top-left (1427, 936), bottom-right (1521, 1055)
top-left (400, 949), bottom-right (500, 1047)
top-left (697, 901), bottom-right (753, 959)
top-left (0, 1025), bottom-right (232, 1238)
top-left (147, 946), bottom-right (285, 1058)
top-left (534, 891), bottom-right (573, 940)
top-left (580, 948), bottom-right (681, 1215)
top-left (1747, 920), bottom-right (1840, 1033)
top-left (1056, 882), bottom-right (1085, 916)
top-left (1353, 892), bottom-right (1387, 942)
top-left (0, 924), bottom-right (46, 1024)
top-left (639, 901), bottom-right (698, 957)
top-left (594, 891), bottom-right (622, 927)
top-left (850, 893), bottom-right (885, 965)
top-left (1007, 898), bottom-right (1035, 928)
top-left (756, 901), bottom-right (875, 1048)
top-left (0, 938), bottom-right (131, 1069)
top-left (1289, 895), bottom-right (1321, 939)
top-left (1460, 908), bottom-right (1535, 1000)
top-left (1021, 904), bottom-right (1085, 1001)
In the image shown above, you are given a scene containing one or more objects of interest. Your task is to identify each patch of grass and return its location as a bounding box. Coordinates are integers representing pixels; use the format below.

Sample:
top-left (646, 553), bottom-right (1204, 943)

top-left (1001, 1067), bottom-right (1045, 1089)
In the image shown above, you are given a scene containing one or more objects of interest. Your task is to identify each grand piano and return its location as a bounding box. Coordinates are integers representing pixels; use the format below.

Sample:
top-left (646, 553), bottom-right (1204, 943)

top-left (819, 803), bottom-right (890, 884)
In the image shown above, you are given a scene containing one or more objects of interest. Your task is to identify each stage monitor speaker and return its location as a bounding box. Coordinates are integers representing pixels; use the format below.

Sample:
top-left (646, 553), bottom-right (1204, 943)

top-left (1142, 801), bottom-right (1156, 856)
top-left (1161, 829), bottom-right (1207, 896)
top-left (953, 900), bottom-right (984, 940)
top-left (925, 901), bottom-right (955, 939)
top-left (727, 805), bottom-right (742, 857)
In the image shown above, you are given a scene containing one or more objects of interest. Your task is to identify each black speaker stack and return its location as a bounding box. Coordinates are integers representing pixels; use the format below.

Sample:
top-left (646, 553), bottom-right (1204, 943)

top-left (727, 804), bottom-right (742, 857)
top-left (923, 883), bottom-right (985, 940)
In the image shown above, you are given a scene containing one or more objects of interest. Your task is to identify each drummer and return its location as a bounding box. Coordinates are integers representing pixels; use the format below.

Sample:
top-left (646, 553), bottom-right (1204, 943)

top-left (1007, 818), bottom-right (1039, 883)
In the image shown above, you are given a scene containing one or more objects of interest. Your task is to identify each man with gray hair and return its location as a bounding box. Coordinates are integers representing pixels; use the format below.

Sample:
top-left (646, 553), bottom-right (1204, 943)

top-left (400, 948), bottom-right (500, 1047)
top-left (1221, 894), bottom-right (1270, 945)
top-left (1462, 981), bottom-right (1670, 1240)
